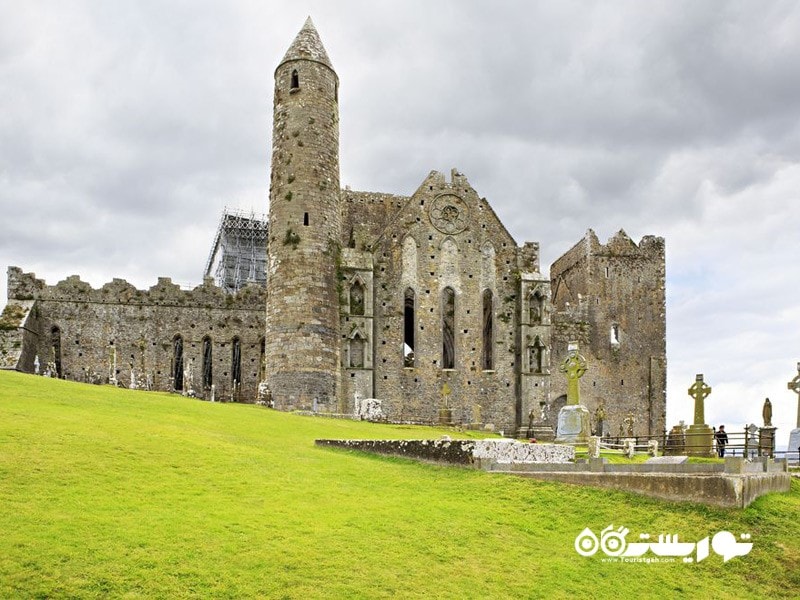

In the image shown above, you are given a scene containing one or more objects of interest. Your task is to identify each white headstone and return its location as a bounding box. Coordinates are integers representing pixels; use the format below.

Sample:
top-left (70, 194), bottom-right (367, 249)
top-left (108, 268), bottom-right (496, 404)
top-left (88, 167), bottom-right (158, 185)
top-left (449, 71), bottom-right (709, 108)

top-left (788, 429), bottom-right (800, 464)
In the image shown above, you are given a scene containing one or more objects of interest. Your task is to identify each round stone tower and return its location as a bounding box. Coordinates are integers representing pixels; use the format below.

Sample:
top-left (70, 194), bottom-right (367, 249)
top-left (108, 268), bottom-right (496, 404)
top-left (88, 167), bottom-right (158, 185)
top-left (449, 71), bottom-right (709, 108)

top-left (264, 17), bottom-right (341, 410)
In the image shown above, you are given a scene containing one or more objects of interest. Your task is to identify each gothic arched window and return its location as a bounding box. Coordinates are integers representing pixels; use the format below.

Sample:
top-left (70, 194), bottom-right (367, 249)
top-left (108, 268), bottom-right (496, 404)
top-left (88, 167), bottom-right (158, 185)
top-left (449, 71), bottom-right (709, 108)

top-left (172, 335), bottom-right (184, 391)
top-left (529, 336), bottom-right (546, 374)
top-left (202, 336), bottom-right (213, 389)
top-left (231, 337), bottom-right (242, 388)
top-left (404, 288), bottom-right (415, 367)
top-left (481, 289), bottom-right (494, 370)
top-left (258, 337), bottom-right (266, 382)
top-left (442, 287), bottom-right (456, 369)
top-left (350, 334), bottom-right (365, 368)
top-left (51, 326), bottom-right (62, 378)
top-left (350, 280), bottom-right (365, 316)
top-left (530, 290), bottom-right (544, 324)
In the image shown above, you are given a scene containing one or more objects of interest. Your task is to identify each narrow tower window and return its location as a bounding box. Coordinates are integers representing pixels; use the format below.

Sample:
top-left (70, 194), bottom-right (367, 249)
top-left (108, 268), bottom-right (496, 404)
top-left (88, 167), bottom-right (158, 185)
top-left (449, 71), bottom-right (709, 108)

top-left (290, 69), bottom-right (299, 90)
top-left (350, 281), bottom-right (365, 316)
top-left (404, 288), bottom-right (415, 366)
top-left (442, 287), bottom-right (456, 369)
top-left (303, 212), bottom-right (309, 226)
top-left (231, 337), bottom-right (242, 389)
top-left (202, 336), bottom-right (213, 389)
top-left (172, 335), bottom-right (184, 391)
top-left (611, 324), bottom-right (620, 345)
top-left (481, 289), bottom-right (494, 370)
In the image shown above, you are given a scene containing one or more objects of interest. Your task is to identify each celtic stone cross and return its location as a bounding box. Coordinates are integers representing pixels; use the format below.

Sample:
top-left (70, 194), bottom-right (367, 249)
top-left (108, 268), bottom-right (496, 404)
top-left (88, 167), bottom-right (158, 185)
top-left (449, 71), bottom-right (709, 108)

top-left (559, 341), bottom-right (587, 406)
top-left (788, 362), bottom-right (800, 429)
top-left (688, 374), bottom-right (711, 426)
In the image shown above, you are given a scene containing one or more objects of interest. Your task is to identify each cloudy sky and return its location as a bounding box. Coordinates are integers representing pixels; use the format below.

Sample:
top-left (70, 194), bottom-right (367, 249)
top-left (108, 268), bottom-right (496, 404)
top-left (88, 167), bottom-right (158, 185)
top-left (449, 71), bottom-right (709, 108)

top-left (2, 1), bottom-right (799, 445)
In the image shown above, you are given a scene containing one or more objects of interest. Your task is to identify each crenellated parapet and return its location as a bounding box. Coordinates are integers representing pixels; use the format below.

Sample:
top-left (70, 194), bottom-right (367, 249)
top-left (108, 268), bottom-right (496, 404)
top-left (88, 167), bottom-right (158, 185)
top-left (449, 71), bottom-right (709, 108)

top-left (7, 267), bottom-right (45, 300)
top-left (7, 267), bottom-right (265, 309)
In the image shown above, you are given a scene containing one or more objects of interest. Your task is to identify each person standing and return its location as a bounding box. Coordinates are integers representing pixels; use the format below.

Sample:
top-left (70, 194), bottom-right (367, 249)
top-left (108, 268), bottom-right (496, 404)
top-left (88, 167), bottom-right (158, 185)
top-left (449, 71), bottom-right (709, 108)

top-left (715, 425), bottom-right (729, 457)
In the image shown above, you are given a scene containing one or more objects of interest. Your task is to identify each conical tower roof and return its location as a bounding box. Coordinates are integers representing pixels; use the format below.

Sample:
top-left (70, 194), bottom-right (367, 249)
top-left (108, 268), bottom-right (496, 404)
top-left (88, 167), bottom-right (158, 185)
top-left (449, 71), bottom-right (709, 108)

top-left (278, 17), bottom-right (334, 71)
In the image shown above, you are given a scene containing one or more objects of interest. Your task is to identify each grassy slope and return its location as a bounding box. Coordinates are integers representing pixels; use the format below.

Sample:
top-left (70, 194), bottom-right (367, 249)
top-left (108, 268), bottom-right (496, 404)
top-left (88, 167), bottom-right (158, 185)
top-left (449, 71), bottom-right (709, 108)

top-left (1, 371), bottom-right (798, 599)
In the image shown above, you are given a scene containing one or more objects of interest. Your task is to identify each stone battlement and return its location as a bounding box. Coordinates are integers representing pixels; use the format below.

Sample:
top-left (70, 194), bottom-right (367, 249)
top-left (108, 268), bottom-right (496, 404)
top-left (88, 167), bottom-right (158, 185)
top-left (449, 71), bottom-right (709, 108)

top-left (7, 267), bottom-right (265, 309)
top-left (552, 229), bottom-right (665, 277)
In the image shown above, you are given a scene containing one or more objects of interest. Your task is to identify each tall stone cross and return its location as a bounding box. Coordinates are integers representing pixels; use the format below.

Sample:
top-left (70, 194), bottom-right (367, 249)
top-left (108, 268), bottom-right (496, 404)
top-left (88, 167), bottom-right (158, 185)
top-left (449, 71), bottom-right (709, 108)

top-left (559, 342), bottom-right (587, 406)
top-left (788, 362), bottom-right (800, 429)
top-left (688, 374), bottom-right (711, 426)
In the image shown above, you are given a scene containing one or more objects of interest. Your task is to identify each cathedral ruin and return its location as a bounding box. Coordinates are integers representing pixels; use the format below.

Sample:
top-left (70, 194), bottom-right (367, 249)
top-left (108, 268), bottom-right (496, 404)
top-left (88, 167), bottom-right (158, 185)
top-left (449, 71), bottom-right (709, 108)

top-left (0, 19), bottom-right (666, 437)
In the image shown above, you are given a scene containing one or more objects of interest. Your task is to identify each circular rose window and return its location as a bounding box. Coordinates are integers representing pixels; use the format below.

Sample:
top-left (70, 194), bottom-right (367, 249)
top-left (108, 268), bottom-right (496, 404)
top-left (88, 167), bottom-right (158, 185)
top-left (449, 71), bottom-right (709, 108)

top-left (429, 194), bottom-right (468, 234)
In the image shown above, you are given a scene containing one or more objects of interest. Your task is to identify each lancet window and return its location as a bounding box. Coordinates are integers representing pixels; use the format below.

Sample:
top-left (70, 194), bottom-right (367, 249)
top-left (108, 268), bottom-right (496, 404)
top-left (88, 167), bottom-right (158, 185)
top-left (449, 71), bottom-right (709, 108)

top-left (442, 287), bottom-right (456, 369)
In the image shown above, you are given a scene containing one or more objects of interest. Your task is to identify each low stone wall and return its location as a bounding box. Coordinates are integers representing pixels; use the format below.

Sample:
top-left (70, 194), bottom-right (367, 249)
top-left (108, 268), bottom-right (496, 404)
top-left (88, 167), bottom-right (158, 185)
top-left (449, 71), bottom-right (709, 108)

top-left (315, 438), bottom-right (476, 465)
top-left (504, 470), bottom-right (791, 509)
top-left (314, 438), bottom-right (574, 467)
top-left (317, 439), bottom-right (791, 508)
top-left (472, 440), bottom-right (575, 466)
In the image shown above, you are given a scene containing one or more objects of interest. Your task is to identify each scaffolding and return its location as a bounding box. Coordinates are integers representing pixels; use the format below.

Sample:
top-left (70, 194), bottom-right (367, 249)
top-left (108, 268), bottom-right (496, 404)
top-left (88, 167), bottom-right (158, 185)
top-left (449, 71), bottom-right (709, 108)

top-left (204, 209), bottom-right (268, 293)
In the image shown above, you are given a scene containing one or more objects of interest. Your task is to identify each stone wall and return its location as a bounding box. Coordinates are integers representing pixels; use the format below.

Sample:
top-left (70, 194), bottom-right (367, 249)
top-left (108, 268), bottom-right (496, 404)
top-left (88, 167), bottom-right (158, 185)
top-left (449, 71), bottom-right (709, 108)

top-left (6, 267), bottom-right (265, 400)
top-left (549, 230), bottom-right (667, 437)
top-left (315, 438), bottom-right (575, 467)
top-left (341, 191), bottom-right (408, 249)
top-left (0, 299), bottom-right (36, 370)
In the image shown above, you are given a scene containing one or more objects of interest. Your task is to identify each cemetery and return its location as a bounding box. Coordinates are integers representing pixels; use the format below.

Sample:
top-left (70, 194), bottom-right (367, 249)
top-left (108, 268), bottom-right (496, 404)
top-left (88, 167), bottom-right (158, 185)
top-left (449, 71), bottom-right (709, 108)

top-left (318, 343), bottom-right (795, 508)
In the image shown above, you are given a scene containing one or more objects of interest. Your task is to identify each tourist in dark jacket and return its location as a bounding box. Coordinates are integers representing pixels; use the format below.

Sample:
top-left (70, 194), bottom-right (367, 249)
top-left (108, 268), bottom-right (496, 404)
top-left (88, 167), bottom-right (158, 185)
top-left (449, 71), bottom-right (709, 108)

top-left (715, 425), bottom-right (729, 457)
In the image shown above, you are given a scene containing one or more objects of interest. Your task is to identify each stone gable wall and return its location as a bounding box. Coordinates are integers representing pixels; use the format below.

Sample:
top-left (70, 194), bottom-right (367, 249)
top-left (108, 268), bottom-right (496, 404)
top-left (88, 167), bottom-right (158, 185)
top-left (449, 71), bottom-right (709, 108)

top-left (363, 170), bottom-right (545, 433)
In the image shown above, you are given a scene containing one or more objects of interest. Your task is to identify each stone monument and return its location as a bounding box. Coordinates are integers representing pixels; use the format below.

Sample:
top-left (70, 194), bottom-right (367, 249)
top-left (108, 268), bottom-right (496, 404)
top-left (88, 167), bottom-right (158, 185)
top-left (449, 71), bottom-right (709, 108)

top-left (468, 404), bottom-right (482, 430)
top-left (787, 363), bottom-right (800, 462)
top-left (522, 402), bottom-right (554, 442)
top-left (664, 420), bottom-right (687, 456)
top-left (439, 382), bottom-right (453, 426)
top-left (594, 402), bottom-right (606, 437)
top-left (686, 374), bottom-right (714, 457)
top-left (745, 423), bottom-right (759, 459)
top-left (623, 411), bottom-right (636, 437)
top-left (555, 342), bottom-right (591, 443)
top-left (759, 397), bottom-right (777, 458)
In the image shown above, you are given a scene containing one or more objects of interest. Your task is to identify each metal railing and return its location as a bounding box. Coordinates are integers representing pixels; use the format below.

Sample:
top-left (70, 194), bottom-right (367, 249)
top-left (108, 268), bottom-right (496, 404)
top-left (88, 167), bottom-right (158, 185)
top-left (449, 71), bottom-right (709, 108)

top-left (598, 427), bottom-right (782, 459)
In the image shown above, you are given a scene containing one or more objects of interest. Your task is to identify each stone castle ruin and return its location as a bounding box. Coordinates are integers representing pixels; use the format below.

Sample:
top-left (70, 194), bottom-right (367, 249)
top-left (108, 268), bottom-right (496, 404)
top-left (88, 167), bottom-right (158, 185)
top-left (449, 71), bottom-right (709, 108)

top-left (0, 18), bottom-right (666, 437)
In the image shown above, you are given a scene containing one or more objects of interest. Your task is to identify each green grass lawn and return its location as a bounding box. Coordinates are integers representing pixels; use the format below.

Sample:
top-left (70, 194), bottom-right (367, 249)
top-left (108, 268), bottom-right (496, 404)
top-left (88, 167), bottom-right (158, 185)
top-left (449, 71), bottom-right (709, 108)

top-left (1, 371), bottom-right (798, 599)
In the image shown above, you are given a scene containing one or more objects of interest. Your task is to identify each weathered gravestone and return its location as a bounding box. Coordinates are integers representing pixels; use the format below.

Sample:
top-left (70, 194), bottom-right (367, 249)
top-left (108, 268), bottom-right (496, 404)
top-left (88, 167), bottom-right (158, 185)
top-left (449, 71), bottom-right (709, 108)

top-left (439, 382), bottom-right (453, 425)
top-left (664, 420), bottom-right (687, 456)
top-left (746, 423), bottom-right (759, 459)
top-left (587, 436), bottom-right (601, 459)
